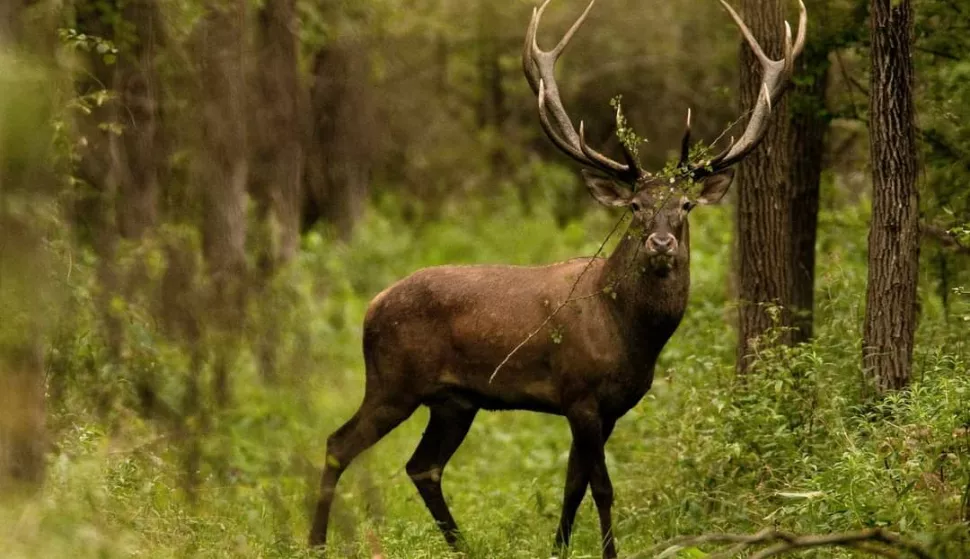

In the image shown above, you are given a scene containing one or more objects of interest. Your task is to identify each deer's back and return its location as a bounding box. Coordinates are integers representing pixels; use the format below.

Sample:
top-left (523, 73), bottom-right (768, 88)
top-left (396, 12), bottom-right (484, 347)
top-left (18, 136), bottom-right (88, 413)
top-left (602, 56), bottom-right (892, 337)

top-left (361, 260), bottom-right (644, 414)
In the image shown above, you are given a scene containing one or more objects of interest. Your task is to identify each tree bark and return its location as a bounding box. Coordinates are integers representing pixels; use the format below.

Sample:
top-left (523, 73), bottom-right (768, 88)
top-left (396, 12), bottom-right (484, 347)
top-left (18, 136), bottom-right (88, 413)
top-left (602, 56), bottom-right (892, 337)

top-left (477, 0), bottom-right (509, 178)
top-left (0, 0), bottom-right (25, 43)
top-left (251, 0), bottom-right (303, 270)
top-left (0, 32), bottom-right (58, 492)
top-left (195, 0), bottom-right (248, 297)
top-left (74, 0), bottom-right (163, 242)
top-left (73, 1), bottom-right (126, 361)
top-left (304, 41), bottom-right (373, 238)
top-left (735, 0), bottom-right (794, 373)
top-left (193, 0), bottom-right (249, 405)
top-left (789, 48), bottom-right (830, 344)
top-left (113, 0), bottom-right (165, 240)
top-left (863, 0), bottom-right (919, 394)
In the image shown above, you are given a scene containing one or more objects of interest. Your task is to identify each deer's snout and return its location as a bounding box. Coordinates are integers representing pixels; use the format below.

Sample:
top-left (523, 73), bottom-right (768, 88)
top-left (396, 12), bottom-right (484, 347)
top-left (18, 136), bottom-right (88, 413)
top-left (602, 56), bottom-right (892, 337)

top-left (646, 232), bottom-right (678, 255)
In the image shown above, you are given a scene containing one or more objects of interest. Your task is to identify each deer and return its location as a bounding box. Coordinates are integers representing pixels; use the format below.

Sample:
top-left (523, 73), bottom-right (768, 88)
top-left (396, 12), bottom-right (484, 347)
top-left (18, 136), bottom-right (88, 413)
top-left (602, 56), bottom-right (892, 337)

top-left (308, 1), bottom-right (806, 557)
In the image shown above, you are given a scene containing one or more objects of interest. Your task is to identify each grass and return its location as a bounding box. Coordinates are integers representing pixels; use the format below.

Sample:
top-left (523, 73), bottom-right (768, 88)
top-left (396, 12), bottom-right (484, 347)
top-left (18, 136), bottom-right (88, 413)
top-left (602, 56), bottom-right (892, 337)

top-left (2, 191), bottom-right (969, 558)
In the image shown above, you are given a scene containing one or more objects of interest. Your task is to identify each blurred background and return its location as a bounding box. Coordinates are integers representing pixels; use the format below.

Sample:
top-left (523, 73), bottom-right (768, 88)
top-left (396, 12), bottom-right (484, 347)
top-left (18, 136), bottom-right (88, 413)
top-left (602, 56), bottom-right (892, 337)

top-left (0, 0), bottom-right (968, 557)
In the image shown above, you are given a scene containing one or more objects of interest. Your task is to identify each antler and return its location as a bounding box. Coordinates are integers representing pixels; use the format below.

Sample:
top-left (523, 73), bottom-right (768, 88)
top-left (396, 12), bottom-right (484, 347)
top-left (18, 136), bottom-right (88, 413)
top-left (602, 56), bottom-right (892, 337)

top-left (523, 0), bottom-right (641, 181)
top-left (690, 0), bottom-right (807, 175)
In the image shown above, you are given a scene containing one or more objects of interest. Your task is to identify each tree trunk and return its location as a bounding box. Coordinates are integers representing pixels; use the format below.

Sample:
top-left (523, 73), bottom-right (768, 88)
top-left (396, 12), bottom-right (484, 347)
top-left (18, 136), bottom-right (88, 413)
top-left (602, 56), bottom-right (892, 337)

top-left (735, 0), bottom-right (794, 373)
top-left (73, 2), bottom-right (125, 362)
top-left (193, 0), bottom-right (249, 404)
top-left (73, 1), bottom-right (164, 242)
top-left (304, 41), bottom-right (373, 238)
top-left (0, 0), bottom-right (25, 43)
top-left (251, 0), bottom-right (303, 270)
top-left (0, 29), bottom-right (58, 491)
top-left (477, 0), bottom-right (508, 178)
top-left (863, 0), bottom-right (919, 394)
top-left (196, 0), bottom-right (248, 298)
top-left (113, 0), bottom-right (165, 240)
top-left (789, 48), bottom-right (830, 344)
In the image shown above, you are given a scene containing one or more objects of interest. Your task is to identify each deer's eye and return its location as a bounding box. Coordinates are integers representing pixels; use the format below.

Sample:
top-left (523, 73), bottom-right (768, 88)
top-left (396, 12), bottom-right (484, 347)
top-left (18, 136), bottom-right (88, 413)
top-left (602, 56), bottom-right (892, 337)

top-left (630, 202), bottom-right (642, 212)
top-left (682, 201), bottom-right (694, 212)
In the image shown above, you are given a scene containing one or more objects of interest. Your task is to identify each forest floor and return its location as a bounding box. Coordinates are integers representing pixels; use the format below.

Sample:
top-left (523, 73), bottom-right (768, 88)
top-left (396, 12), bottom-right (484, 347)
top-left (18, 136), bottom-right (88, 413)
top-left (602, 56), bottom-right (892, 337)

top-left (2, 198), bottom-right (969, 558)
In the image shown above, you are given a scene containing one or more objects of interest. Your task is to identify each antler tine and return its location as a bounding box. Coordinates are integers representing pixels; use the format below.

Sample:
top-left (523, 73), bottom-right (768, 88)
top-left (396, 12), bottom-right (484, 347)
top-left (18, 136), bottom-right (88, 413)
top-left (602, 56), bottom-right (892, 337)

top-left (579, 121), bottom-right (638, 177)
top-left (523, 0), bottom-right (638, 180)
top-left (792, 0), bottom-right (807, 59)
top-left (528, 0), bottom-right (582, 146)
top-left (522, 7), bottom-right (541, 94)
top-left (537, 80), bottom-right (595, 166)
top-left (679, 108), bottom-right (692, 168)
top-left (552, 0), bottom-right (598, 55)
top-left (690, 0), bottom-right (807, 174)
top-left (783, 21), bottom-right (794, 74)
top-left (537, 80), bottom-right (632, 178)
top-left (717, 0), bottom-right (770, 65)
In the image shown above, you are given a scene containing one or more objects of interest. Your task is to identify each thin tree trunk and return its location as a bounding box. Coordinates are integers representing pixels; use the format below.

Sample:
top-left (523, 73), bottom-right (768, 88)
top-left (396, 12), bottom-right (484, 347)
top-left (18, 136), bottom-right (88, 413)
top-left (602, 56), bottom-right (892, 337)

top-left (251, 0), bottom-right (302, 270)
top-left (863, 0), bottom-right (919, 394)
top-left (477, 1), bottom-right (508, 178)
top-left (114, 0), bottom-right (165, 240)
top-left (73, 0), bottom-right (163, 241)
top-left (0, 1), bottom-right (25, 43)
top-left (789, 49), bottom-right (830, 344)
top-left (735, 0), bottom-right (794, 373)
top-left (73, 1), bottom-right (125, 364)
top-left (0, 21), bottom-right (57, 490)
top-left (194, 0), bottom-right (249, 404)
top-left (197, 0), bottom-right (248, 296)
top-left (304, 40), bottom-right (373, 238)
top-left (248, 0), bottom-right (303, 383)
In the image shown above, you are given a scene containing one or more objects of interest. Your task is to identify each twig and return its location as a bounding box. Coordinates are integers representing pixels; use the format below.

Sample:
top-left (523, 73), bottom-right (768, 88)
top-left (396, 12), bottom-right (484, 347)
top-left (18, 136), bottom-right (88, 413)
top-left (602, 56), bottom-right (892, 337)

top-left (488, 179), bottom-right (694, 384)
top-left (836, 50), bottom-right (869, 98)
top-left (914, 46), bottom-right (960, 61)
top-left (636, 527), bottom-right (934, 559)
top-left (489, 212), bottom-right (629, 383)
top-left (706, 107), bottom-right (756, 158)
top-left (923, 222), bottom-right (970, 256)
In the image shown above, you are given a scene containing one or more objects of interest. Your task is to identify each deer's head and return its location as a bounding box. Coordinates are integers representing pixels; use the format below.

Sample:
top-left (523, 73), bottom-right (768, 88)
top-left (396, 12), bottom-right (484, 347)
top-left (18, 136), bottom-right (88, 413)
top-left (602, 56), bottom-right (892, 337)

top-left (522, 0), bottom-right (806, 274)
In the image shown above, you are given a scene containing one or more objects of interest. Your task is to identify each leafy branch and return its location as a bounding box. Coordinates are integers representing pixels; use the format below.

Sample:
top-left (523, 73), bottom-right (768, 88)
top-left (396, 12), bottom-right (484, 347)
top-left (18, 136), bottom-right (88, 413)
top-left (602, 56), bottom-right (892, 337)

top-left (611, 94), bottom-right (645, 162)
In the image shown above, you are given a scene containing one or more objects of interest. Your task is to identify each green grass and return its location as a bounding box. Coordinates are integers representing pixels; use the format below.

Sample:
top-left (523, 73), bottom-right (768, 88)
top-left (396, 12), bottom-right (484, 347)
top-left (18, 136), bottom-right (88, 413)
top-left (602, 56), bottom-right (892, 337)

top-left (3, 193), bottom-right (969, 558)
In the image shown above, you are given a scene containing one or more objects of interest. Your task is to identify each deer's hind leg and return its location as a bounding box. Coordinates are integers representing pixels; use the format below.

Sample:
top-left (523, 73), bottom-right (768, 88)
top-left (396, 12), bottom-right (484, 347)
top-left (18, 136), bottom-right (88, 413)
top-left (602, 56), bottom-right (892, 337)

top-left (406, 403), bottom-right (478, 549)
top-left (308, 390), bottom-right (419, 548)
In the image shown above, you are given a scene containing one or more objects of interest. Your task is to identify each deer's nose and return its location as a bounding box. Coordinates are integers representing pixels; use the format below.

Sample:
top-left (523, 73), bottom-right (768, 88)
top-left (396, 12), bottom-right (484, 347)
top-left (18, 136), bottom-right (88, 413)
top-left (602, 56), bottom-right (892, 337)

top-left (646, 232), bottom-right (677, 254)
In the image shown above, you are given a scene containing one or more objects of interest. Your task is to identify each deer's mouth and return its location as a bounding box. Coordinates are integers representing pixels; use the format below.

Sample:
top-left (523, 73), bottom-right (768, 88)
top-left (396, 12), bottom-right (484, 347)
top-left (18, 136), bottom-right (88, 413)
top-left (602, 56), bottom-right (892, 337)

top-left (646, 251), bottom-right (677, 275)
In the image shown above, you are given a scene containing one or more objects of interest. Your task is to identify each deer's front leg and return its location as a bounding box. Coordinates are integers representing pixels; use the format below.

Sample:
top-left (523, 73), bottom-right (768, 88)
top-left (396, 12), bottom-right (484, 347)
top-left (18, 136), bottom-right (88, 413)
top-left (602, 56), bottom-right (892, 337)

top-left (553, 440), bottom-right (588, 555)
top-left (565, 405), bottom-right (617, 559)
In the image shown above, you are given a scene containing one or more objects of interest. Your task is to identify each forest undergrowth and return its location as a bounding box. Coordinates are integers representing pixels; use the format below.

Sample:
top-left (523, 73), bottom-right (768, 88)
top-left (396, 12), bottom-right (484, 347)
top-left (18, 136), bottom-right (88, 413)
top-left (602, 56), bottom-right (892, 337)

top-left (2, 190), bottom-right (969, 559)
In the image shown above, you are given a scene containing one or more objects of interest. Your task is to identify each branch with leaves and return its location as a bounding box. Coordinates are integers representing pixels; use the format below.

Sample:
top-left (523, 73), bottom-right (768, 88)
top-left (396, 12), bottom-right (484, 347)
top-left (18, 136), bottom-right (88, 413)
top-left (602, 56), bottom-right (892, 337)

top-left (633, 527), bottom-right (935, 559)
top-left (923, 222), bottom-right (970, 256)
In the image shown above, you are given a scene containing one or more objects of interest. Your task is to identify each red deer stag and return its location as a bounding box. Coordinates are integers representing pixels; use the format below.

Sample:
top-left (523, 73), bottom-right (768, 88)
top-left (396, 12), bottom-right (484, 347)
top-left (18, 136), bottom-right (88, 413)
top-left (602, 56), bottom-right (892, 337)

top-left (309, 0), bottom-right (806, 557)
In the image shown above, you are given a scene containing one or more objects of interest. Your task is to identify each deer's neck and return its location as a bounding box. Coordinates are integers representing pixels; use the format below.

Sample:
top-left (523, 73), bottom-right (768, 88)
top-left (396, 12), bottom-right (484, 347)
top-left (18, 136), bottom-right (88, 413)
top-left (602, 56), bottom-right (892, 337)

top-left (600, 230), bottom-right (690, 348)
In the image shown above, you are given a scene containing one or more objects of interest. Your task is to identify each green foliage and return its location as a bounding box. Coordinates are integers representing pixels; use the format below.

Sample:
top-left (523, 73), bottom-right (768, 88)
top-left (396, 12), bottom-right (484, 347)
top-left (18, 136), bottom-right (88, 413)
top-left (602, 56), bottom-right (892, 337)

top-left (611, 95), bottom-right (645, 163)
top-left (4, 184), bottom-right (967, 557)
top-left (4, 0), bottom-right (970, 557)
top-left (913, 0), bottom-right (970, 313)
top-left (0, 52), bottom-right (63, 354)
top-left (57, 27), bottom-right (118, 65)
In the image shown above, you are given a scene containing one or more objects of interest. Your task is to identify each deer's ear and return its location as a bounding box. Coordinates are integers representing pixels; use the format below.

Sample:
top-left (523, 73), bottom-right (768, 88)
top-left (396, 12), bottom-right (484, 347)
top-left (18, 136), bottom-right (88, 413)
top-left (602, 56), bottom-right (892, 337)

top-left (696, 169), bottom-right (735, 205)
top-left (582, 170), bottom-right (633, 207)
